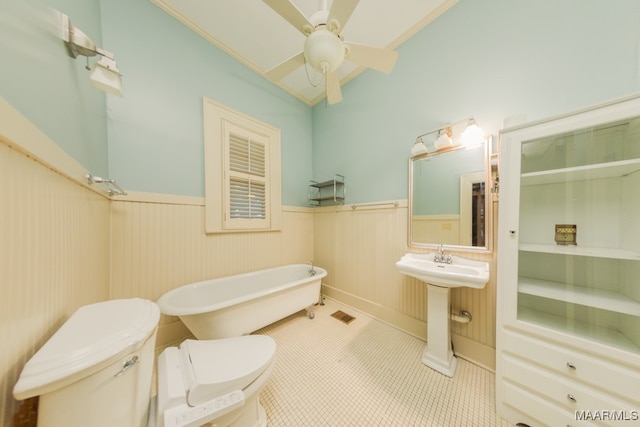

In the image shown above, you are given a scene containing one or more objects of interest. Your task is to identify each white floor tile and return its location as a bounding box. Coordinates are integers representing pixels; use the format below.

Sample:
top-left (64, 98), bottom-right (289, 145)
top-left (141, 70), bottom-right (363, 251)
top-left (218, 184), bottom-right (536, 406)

top-left (255, 298), bottom-right (512, 426)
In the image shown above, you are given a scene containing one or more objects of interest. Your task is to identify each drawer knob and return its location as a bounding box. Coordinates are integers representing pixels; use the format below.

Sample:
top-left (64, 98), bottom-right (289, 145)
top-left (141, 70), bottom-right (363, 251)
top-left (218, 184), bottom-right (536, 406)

top-left (566, 362), bottom-right (576, 370)
top-left (567, 393), bottom-right (577, 403)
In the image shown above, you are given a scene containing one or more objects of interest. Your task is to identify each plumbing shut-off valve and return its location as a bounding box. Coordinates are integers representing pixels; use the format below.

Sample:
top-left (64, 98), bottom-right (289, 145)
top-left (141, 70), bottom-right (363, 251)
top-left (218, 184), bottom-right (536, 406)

top-left (451, 310), bottom-right (472, 324)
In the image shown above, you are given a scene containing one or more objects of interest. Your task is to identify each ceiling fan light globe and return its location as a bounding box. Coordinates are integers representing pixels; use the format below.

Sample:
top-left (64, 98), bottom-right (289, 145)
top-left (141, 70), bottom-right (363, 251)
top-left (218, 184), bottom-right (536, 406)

top-left (304, 29), bottom-right (345, 73)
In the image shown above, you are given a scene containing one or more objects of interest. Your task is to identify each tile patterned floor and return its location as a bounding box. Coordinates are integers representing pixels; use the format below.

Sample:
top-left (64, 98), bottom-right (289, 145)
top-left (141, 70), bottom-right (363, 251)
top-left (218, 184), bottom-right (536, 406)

top-left (255, 299), bottom-right (512, 426)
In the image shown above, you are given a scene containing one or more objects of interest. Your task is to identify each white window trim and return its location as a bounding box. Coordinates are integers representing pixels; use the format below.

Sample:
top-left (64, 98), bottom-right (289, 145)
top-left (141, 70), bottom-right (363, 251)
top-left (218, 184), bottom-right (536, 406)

top-left (203, 97), bottom-right (282, 233)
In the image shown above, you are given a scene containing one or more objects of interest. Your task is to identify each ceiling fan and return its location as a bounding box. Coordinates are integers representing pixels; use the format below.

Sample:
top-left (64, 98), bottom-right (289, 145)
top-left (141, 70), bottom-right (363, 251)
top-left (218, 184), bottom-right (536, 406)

top-left (263, 0), bottom-right (399, 105)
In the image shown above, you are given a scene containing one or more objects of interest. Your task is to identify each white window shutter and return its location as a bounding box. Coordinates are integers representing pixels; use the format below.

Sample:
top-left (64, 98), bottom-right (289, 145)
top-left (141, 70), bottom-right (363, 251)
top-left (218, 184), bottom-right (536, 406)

top-left (203, 97), bottom-right (282, 234)
top-left (223, 124), bottom-right (270, 228)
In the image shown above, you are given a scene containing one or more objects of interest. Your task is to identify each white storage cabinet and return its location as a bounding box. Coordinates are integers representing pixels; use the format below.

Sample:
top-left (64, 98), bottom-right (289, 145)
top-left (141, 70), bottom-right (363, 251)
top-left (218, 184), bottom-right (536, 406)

top-left (496, 95), bottom-right (640, 427)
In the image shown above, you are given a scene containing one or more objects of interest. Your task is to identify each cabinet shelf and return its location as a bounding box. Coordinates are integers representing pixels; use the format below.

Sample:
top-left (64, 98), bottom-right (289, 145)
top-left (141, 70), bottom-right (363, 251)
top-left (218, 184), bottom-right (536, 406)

top-left (518, 306), bottom-right (640, 354)
top-left (519, 277), bottom-right (640, 316)
top-left (520, 158), bottom-right (640, 186)
top-left (519, 243), bottom-right (640, 260)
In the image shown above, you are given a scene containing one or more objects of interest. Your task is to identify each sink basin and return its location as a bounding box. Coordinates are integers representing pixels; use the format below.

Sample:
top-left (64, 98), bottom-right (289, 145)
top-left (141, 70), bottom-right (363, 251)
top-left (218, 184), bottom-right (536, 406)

top-left (395, 252), bottom-right (489, 289)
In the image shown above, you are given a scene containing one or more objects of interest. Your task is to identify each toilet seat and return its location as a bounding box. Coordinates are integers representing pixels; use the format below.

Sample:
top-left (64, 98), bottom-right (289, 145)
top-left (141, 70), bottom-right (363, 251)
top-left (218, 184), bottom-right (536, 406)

top-left (180, 335), bottom-right (276, 406)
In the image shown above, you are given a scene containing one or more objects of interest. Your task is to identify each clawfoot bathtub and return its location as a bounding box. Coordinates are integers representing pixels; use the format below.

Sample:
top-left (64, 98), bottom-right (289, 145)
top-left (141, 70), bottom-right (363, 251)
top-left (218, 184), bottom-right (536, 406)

top-left (157, 264), bottom-right (327, 339)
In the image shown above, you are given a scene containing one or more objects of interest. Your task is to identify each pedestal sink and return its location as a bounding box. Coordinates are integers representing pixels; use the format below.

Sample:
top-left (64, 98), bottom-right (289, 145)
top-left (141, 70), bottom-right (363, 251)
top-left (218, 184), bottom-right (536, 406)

top-left (396, 252), bottom-right (489, 377)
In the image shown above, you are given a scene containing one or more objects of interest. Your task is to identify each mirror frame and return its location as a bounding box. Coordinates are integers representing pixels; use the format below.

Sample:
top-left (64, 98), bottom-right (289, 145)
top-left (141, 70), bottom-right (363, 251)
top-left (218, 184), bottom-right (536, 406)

top-left (408, 136), bottom-right (495, 253)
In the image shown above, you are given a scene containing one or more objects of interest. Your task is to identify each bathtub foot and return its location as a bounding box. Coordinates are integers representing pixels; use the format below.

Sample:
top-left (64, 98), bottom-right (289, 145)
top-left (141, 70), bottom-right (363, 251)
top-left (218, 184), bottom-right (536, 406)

top-left (305, 305), bottom-right (315, 319)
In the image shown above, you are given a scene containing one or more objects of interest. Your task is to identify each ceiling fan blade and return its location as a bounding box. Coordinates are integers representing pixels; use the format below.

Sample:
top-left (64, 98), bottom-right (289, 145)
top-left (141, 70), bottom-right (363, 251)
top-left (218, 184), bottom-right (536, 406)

top-left (266, 52), bottom-right (305, 81)
top-left (344, 42), bottom-right (399, 74)
top-left (325, 70), bottom-right (343, 105)
top-left (262, 0), bottom-right (313, 35)
top-left (327, 0), bottom-right (360, 33)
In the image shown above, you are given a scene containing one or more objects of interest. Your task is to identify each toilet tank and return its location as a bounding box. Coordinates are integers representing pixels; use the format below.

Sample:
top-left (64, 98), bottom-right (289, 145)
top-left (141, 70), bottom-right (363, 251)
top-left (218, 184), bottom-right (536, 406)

top-left (13, 298), bottom-right (160, 427)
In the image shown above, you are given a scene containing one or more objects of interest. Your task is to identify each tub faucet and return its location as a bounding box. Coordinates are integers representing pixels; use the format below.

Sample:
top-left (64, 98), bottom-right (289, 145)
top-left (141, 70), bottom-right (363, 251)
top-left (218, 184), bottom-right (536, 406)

top-left (434, 244), bottom-right (452, 264)
top-left (308, 261), bottom-right (317, 276)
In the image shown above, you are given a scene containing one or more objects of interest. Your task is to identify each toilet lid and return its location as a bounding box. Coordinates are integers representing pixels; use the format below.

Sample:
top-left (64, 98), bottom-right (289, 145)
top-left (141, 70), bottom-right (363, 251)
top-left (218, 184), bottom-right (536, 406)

top-left (13, 298), bottom-right (160, 400)
top-left (181, 335), bottom-right (276, 406)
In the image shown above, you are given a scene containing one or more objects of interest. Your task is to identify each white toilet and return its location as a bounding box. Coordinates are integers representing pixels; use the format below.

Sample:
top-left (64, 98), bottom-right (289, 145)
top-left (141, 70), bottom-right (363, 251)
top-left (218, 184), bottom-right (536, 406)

top-left (13, 298), bottom-right (160, 427)
top-left (154, 336), bottom-right (276, 427)
top-left (13, 298), bottom-right (277, 427)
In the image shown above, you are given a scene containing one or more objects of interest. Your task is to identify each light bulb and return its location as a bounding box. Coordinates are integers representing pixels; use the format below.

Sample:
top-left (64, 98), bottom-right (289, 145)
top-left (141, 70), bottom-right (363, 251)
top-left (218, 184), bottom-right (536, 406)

top-left (461, 120), bottom-right (484, 145)
top-left (411, 139), bottom-right (428, 157)
top-left (434, 128), bottom-right (453, 150)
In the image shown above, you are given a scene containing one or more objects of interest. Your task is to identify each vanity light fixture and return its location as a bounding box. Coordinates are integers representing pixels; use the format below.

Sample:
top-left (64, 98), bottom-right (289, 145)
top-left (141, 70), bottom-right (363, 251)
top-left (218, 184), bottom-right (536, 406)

top-left (89, 56), bottom-right (123, 96)
top-left (413, 117), bottom-right (484, 156)
top-left (61, 13), bottom-right (123, 97)
top-left (460, 118), bottom-right (484, 145)
top-left (411, 137), bottom-right (429, 157)
top-left (434, 127), bottom-right (453, 150)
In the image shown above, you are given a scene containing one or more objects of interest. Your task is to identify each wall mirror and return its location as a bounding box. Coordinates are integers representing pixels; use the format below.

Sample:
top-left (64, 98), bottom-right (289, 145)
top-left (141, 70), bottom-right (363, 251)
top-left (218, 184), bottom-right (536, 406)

top-left (408, 136), bottom-right (494, 252)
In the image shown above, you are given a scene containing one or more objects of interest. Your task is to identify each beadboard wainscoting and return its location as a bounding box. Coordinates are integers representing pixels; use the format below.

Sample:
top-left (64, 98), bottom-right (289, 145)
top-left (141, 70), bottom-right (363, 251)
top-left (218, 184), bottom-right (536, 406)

top-left (109, 195), bottom-right (315, 347)
top-left (1, 97), bottom-right (499, 424)
top-left (0, 131), bottom-right (110, 424)
top-left (313, 201), bottom-right (498, 371)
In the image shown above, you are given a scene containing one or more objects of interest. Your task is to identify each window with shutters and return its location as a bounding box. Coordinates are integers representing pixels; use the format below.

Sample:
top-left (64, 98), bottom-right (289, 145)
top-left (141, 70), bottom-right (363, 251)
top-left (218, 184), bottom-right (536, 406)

top-left (203, 98), bottom-right (282, 233)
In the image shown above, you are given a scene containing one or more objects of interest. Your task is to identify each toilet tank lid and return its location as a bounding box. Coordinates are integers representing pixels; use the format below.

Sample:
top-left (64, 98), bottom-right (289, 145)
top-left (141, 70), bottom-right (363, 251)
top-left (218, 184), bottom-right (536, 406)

top-left (13, 298), bottom-right (160, 400)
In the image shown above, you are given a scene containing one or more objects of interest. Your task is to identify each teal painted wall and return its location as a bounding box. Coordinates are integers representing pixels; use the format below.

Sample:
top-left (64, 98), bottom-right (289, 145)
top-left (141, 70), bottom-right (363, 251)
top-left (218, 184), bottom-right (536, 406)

top-left (0, 0), bottom-right (108, 175)
top-left (4, 0), bottom-right (640, 207)
top-left (1, 0), bottom-right (313, 206)
top-left (311, 0), bottom-right (640, 204)
top-left (100, 0), bottom-right (313, 204)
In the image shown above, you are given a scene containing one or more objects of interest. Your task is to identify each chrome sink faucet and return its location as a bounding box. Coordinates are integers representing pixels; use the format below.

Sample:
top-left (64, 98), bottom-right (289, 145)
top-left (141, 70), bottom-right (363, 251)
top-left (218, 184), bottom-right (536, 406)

top-left (434, 244), bottom-right (452, 264)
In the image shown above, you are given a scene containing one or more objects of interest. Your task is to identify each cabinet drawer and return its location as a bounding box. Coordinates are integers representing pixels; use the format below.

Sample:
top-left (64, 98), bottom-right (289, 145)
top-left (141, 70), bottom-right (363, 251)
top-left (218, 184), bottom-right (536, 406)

top-left (502, 380), bottom-right (593, 427)
top-left (503, 355), bottom-right (638, 427)
top-left (503, 330), bottom-right (640, 402)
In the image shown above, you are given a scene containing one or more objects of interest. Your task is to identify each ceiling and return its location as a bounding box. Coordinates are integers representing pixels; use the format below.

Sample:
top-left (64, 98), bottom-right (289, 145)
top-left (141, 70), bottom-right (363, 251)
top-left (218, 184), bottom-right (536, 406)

top-left (150, 0), bottom-right (458, 106)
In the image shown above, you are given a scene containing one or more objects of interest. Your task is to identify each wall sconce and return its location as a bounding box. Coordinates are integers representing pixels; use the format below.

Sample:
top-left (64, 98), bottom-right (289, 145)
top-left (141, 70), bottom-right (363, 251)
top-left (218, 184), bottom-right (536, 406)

top-left (412, 117), bottom-right (484, 157)
top-left (434, 127), bottom-right (453, 150)
top-left (61, 14), bottom-right (123, 97)
top-left (460, 118), bottom-right (483, 145)
top-left (411, 137), bottom-right (429, 157)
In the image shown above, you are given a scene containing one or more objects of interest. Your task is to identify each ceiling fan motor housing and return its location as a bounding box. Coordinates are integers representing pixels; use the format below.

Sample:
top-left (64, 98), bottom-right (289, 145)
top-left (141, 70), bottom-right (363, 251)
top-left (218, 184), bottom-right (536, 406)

top-left (304, 29), bottom-right (345, 73)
